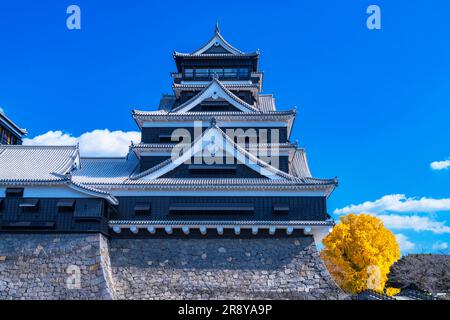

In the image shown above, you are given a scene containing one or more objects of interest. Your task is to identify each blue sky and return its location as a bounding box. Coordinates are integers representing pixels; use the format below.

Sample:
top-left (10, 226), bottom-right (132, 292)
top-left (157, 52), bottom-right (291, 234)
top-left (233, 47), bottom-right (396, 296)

top-left (1, 1), bottom-right (449, 254)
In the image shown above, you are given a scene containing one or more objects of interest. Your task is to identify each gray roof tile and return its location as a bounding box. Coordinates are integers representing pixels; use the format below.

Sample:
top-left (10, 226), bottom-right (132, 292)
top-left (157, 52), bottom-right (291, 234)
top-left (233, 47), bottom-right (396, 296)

top-left (0, 145), bottom-right (78, 182)
top-left (72, 154), bottom-right (139, 185)
top-left (258, 94), bottom-right (276, 112)
top-left (289, 149), bottom-right (312, 178)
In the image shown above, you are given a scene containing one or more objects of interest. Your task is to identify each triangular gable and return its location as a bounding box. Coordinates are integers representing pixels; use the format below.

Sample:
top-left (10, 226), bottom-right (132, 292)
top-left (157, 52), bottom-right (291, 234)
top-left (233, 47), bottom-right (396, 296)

top-left (131, 124), bottom-right (297, 181)
top-left (202, 44), bottom-right (233, 54)
top-left (191, 29), bottom-right (244, 55)
top-left (171, 79), bottom-right (259, 113)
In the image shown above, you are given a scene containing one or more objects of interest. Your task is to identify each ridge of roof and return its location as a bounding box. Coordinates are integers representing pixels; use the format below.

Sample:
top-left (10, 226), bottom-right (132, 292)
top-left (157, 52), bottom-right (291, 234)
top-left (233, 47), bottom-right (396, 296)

top-left (0, 144), bottom-right (77, 149)
top-left (173, 24), bottom-right (258, 57)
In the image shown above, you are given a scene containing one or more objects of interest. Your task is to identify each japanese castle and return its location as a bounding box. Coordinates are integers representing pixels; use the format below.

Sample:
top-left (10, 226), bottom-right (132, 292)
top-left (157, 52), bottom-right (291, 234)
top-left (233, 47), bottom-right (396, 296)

top-left (0, 24), bottom-right (338, 239)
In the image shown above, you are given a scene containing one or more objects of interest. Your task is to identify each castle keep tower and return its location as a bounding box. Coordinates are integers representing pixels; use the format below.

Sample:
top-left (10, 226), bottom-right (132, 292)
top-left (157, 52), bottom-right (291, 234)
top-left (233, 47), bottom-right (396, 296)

top-left (0, 25), bottom-right (342, 299)
top-left (112, 24), bottom-right (337, 237)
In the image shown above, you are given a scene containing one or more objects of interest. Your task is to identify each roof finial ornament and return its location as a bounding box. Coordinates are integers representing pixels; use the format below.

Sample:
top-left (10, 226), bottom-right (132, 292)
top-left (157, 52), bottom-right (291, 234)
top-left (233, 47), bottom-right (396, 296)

top-left (210, 117), bottom-right (217, 126)
top-left (215, 20), bottom-right (220, 34)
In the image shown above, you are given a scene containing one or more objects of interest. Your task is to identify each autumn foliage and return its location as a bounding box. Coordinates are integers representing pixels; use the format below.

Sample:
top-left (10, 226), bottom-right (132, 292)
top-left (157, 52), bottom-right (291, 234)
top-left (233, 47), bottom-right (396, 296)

top-left (321, 214), bottom-right (400, 294)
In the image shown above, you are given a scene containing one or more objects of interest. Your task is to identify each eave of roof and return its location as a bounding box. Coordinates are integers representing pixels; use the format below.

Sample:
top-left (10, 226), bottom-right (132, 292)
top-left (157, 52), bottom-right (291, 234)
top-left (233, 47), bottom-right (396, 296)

top-left (132, 142), bottom-right (297, 150)
top-left (131, 109), bottom-right (296, 121)
top-left (131, 142), bottom-right (298, 159)
top-left (131, 109), bottom-right (297, 137)
top-left (109, 219), bottom-right (335, 228)
top-left (174, 52), bottom-right (259, 58)
top-left (0, 112), bottom-right (27, 137)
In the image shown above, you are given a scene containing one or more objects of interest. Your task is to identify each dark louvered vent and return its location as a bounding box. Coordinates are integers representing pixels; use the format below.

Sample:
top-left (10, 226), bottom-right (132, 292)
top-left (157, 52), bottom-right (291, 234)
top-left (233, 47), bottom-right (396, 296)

top-left (273, 204), bottom-right (289, 215)
top-left (134, 203), bottom-right (151, 215)
top-left (57, 199), bottom-right (76, 212)
top-left (73, 200), bottom-right (103, 221)
top-left (170, 203), bottom-right (254, 215)
top-left (19, 199), bottom-right (39, 212)
top-left (188, 164), bottom-right (236, 174)
top-left (5, 188), bottom-right (24, 197)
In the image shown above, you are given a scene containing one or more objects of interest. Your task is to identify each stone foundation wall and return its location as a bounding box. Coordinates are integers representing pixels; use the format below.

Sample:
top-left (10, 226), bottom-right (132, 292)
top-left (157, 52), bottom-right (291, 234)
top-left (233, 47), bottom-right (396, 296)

top-left (110, 236), bottom-right (343, 300)
top-left (0, 234), bottom-right (114, 300)
top-left (0, 234), bottom-right (344, 300)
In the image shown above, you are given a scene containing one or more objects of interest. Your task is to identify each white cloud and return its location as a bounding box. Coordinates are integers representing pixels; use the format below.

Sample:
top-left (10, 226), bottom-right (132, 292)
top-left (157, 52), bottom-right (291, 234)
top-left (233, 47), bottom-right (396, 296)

top-left (23, 129), bottom-right (140, 157)
top-left (379, 215), bottom-right (450, 234)
top-left (334, 194), bottom-right (450, 215)
top-left (395, 233), bottom-right (415, 252)
top-left (24, 131), bottom-right (78, 145)
top-left (334, 194), bottom-right (450, 234)
top-left (430, 160), bottom-right (450, 170)
top-left (432, 241), bottom-right (448, 251)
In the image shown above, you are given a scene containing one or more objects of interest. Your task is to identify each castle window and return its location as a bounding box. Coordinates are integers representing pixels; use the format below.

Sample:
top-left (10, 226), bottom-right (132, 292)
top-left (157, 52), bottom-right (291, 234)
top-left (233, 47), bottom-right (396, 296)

top-left (5, 187), bottom-right (24, 197)
top-left (238, 68), bottom-right (249, 77)
top-left (223, 68), bottom-right (237, 77)
top-left (159, 134), bottom-right (180, 143)
top-left (184, 68), bottom-right (194, 78)
top-left (210, 69), bottom-right (222, 77)
top-left (195, 69), bottom-right (209, 77)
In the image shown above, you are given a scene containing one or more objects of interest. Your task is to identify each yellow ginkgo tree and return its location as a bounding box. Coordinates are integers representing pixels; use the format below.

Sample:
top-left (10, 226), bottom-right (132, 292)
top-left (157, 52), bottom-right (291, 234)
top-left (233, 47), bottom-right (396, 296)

top-left (321, 213), bottom-right (400, 294)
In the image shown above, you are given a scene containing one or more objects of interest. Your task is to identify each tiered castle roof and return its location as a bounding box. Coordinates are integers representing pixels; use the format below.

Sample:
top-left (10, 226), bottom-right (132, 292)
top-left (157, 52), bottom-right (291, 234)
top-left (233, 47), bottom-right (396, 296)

top-left (0, 24), bottom-right (338, 226)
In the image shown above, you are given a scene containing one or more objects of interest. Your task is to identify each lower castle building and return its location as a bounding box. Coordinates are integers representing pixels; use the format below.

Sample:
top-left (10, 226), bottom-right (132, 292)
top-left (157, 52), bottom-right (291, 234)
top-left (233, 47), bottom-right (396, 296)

top-left (0, 24), bottom-right (343, 299)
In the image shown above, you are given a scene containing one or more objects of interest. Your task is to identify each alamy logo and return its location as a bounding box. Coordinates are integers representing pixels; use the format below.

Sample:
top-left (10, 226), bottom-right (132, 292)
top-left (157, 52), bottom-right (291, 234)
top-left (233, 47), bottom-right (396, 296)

top-left (366, 5), bottom-right (381, 30)
top-left (366, 265), bottom-right (382, 291)
top-left (66, 265), bottom-right (81, 289)
top-left (66, 5), bottom-right (81, 30)
top-left (170, 121), bottom-right (280, 170)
